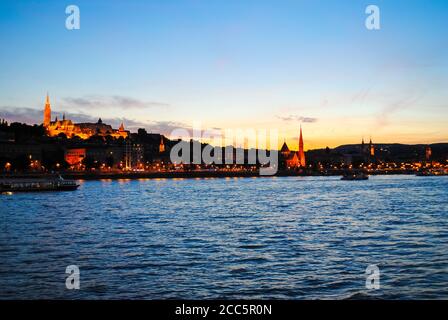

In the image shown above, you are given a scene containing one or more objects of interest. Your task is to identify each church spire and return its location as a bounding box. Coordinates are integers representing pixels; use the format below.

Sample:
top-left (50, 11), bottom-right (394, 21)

top-left (280, 141), bottom-right (290, 154)
top-left (159, 135), bottom-right (165, 153)
top-left (298, 125), bottom-right (306, 167)
top-left (43, 92), bottom-right (51, 127)
top-left (369, 137), bottom-right (374, 157)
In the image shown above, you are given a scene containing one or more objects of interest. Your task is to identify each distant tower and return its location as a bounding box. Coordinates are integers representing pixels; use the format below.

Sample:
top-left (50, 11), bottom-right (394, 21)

top-left (119, 122), bottom-right (125, 132)
top-left (298, 125), bottom-right (306, 167)
top-left (159, 136), bottom-right (165, 153)
top-left (369, 138), bottom-right (375, 157)
top-left (280, 139), bottom-right (290, 156)
top-left (425, 146), bottom-right (432, 161)
top-left (43, 93), bottom-right (51, 127)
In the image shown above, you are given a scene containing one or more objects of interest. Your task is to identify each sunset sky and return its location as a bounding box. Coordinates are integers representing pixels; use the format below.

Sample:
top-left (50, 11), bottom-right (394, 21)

top-left (0, 0), bottom-right (447, 150)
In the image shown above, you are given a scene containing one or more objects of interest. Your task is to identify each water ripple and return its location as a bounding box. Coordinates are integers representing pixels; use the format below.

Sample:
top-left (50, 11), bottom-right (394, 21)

top-left (1, 175), bottom-right (447, 299)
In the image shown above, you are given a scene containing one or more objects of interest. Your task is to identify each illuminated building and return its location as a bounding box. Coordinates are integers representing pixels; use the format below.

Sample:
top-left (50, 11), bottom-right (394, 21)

top-left (65, 148), bottom-right (86, 165)
top-left (359, 137), bottom-right (375, 162)
top-left (298, 125), bottom-right (306, 167)
top-left (426, 146), bottom-right (432, 161)
top-left (279, 127), bottom-right (306, 169)
top-left (280, 141), bottom-right (299, 168)
top-left (43, 93), bottom-right (51, 127)
top-left (369, 138), bottom-right (375, 157)
top-left (159, 136), bottom-right (165, 153)
top-left (42, 94), bottom-right (129, 139)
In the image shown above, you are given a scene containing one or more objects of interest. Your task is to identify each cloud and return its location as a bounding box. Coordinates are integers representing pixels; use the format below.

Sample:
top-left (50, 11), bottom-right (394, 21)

top-left (0, 107), bottom-right (43, 125)
top-left (375, 92), bottom-right (424, 128)
top-left (143, 121), bottom-right (193, 136)
top-left (277, 115), bottom-right (318, 123)
top-left (351, 87), bottom-right (371, 104)
top-left (0, 106), bottom-right (129, 127)
top-left (61, 95), bottom-right (169, 110)
top-left (0, 106), bottom-right (192, 138)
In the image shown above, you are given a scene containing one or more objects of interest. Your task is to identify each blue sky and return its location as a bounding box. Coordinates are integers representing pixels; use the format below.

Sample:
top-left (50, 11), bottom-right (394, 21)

top-left (0, 0), bottom-right (447, 148)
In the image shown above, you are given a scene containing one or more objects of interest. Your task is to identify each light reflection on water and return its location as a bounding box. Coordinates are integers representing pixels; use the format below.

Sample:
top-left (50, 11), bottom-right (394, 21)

top-left (0, 175), bottom-right (447, 299)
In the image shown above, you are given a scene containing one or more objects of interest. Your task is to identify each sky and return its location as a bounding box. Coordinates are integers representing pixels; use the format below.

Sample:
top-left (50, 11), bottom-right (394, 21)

top-left (0, 0), bottom-right (447, 150)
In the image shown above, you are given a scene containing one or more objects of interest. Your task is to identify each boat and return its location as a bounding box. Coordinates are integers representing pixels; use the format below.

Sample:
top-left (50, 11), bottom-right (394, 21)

top-left (0, 176), bottom-right (79, 193)
top-left (341, 172), bottom-right (369, 181)
top-left (416, 169), bottom-right (448, 176)
top-left (416, 171), bottom-right (436, 176)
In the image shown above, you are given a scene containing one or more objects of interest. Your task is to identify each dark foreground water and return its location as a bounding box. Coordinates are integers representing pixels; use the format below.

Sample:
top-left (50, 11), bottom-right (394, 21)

top-left (1, 175), bottom-right (447, 299)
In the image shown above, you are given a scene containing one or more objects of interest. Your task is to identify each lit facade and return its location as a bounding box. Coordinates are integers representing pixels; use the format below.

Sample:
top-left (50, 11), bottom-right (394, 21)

top-left (279, 126), bottom-right (306, 169)
top-left (159, 136), bottom-right (165, 153)
top-left (298, 125), bottom-right (306, 167)
top-left (43, 94), bottom-right (129, 139)
top-left (65, 148), bottom-right (86, 165)
top-left (426, 146), bottom-right (432, 161)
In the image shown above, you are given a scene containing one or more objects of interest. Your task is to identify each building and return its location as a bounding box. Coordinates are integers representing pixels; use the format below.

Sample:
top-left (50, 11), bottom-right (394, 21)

top-left (298, 125), bottom-right (306, 167)
top-left (43, 94), bottom-right (51, 127)
top-left (65, 148), bottom-right (86, 166)
top-left (279, 126), bottom-right (306, 169)
top-left (360, 137), bottom-right (375, 161)
top-left (369, 138), bottom-right (375, 157)
top-left (159, 136), bottom-right (165, 153)
top-left (425, 145), bottom-right (432, 161)
top-left (43, 94), bottom-right (129, 139)
top-left (0, 143), bottom-right (42, 162)
top-left (280, 142), bottom-right (300, 168)
top-left (0, 131), bottom-right (14, 143)
top-left (123, 142), bottom-right (145, 169)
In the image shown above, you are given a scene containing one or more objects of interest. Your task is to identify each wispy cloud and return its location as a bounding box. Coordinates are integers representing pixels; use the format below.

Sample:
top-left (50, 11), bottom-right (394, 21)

top-left (0, 106), bottom-right (135, 127)
top-left (0, 107), bottom-right (42, 125)
top-left (375, 92), bottom-right (425, 128)
top-left (61, 95), bottom-right (169, 110)
top-left (144, 121), bottom-right (193, 136)
top-left (0, 106), bottom-right (190, 137)
top-left (277, 115), bottom-right (318, 123)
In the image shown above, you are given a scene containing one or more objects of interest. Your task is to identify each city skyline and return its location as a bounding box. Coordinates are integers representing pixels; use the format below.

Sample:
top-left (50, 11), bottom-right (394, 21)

top-left (1, 0), bottom-right (447, 150)
top-left (0, 91), bottom-right (444, 152)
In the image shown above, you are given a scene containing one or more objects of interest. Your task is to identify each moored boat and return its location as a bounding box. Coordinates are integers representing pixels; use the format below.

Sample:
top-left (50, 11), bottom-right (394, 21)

top-left (416, 169), bottom-right (448, 176)
top-left (0, 176), bottom-right (79, 193)
top-left (341, 172), bottom-right (369, 181)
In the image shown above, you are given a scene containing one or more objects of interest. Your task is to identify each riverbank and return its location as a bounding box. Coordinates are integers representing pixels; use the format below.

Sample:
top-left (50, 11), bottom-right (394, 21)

top-left (0, 169), bottom-right (422, 181)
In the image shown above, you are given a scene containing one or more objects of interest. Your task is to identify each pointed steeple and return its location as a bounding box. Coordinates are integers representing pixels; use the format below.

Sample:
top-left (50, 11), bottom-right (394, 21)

top-left (361, 137), bottom-right (365, 153)
top-left (159, 135), bottom-right (165, 153)
top-left (119, 122), bottom-right (125, 131)
top-left (425, 145), bottom-right (432, 161)
top-left (43, 92), bottom-right (51, 127)
top-left (298, 125), bottom-right (306, 167)
top-left (280, 141), bottom-right (290, 153)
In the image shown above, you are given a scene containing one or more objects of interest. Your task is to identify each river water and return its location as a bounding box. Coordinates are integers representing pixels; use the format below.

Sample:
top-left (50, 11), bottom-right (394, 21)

top-left (1, 175), bottom-right (447, 299)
